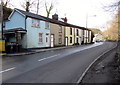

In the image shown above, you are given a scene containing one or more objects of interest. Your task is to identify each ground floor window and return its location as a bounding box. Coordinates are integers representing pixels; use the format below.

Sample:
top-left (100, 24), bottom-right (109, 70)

top-left (46, 33), bottom-right (49, 43)
top-left (76, 37), bottom-right (79, 43)
top-left (59, 35), bottom-right (62, 44)
top-left (39, 33), bottom-right (43, 43)
top-left (70, 37), bottom-right (72, 43)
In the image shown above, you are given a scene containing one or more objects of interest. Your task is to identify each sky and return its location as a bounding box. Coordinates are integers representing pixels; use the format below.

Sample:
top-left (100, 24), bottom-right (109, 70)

top-left (6, 0), bottom-right (117, 31)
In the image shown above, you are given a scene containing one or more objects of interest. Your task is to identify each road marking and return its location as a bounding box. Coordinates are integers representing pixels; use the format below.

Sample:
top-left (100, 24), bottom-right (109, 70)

top-left (0, 67), bottom-right (16, 74)
top-left (38, 54), bottom-right (60, 62)
top-left (76, 44), bottom-right (117, 83)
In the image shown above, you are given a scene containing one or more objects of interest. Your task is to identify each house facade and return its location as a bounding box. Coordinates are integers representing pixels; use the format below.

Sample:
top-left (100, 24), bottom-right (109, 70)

top-left (65, 26), bottom-right (75, 46)
top-left (5, 8), bottom-right (50, 49)
top-left (3, 8), bottom-right (93, 52)
top-left (50, 23), bottom-right (65, 47)
top-left (74, 28), bottom-right (83, 45)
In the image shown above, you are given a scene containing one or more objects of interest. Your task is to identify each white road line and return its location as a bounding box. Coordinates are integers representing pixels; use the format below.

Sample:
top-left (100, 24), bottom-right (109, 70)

top-left (76, 44), bottom-right (117, 83)
top-left (0, 67), bottom-right (16, 74)
top-left (38, 54), bottom-right (60, 62)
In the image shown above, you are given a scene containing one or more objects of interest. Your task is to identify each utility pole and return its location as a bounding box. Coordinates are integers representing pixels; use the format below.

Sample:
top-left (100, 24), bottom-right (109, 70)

top-left (0, 0), bottom-right (5, 55)
top-left (0, 0), bottom-right (3, 40)
top-left (117, 1), bottom-right (120, 57)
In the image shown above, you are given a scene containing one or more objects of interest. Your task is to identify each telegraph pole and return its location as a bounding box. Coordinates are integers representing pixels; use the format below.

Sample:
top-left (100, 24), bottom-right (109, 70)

top-left (0, 0), bottom-right (3, 40)
top-left (0, 0), bottom-right (5, 55)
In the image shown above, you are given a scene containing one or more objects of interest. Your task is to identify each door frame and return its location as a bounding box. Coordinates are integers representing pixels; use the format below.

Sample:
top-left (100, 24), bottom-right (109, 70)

top-left (50, 34), bottom-right (54, 47)
top-left (65, 37), bottom-right (68, 46)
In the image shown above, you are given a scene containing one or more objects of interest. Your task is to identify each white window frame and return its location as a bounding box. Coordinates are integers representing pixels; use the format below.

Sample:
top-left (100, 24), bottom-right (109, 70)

top-left (45, 22), bottom-right (49, 29)
top-left (59, 25), bottom-right (62, 33)
top-left (32, 18), bottom-right (40, 28)
top-left (38, 33), bottom-right (43, 43)
top-left (46, 33), bottom-right (49, 43)
top-left (58, 35), bottom-right (62, 44)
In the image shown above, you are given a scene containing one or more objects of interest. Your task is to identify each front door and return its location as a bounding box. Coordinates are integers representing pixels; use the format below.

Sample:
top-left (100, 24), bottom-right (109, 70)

top-left (65, 37), bottom-right (68, 46)
top-left (51, 34), bottom-right (54, 47)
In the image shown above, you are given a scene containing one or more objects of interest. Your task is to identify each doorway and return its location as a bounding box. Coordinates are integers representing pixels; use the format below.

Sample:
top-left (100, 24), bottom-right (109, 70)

top-left (51, 34), bottom-right (54, 47)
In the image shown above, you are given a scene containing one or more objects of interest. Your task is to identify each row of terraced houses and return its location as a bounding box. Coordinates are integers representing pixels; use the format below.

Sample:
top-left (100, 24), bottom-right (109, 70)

top-left (3, 8), bottom-right (93, 50)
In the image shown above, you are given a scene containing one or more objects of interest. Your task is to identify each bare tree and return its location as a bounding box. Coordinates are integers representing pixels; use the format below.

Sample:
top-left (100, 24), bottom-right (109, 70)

top-left (1, 0), bottom-right (10, 7)
top-left (104, 1), bottom-right (120, 13)
top-left (36, 0), bottom-right (44, 14)
top-left (45, 2), bottom-right (53, 18)
top-left (44, 0), bottom-right (59, 17)
top-left (21, 0), bottom-right (36, 12)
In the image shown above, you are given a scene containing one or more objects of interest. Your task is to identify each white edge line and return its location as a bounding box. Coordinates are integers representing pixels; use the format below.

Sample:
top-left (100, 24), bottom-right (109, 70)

top-left (76, 44), bottom-right (117, 83)
top-left (0, 67), bottom-right (16, 74)
top-left (38, 54), bottom-right (60, 62)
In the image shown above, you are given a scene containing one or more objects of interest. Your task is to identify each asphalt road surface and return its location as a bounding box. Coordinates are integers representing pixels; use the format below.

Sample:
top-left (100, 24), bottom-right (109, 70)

top-left (1, 42), bottom-right (116, 83)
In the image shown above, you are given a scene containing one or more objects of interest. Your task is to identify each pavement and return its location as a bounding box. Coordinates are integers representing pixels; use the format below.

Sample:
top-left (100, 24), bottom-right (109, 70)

top-left (4, 45), bottom-right (76, 56)
top-left (4, 43), bottom-right (96, 56)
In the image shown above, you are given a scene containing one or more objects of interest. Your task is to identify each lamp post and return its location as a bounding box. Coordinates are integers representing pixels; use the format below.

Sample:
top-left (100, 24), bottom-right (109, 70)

top-left (86, 13), bottom-right (96, 28)
top-left (85, 13), bottom-right (96, 44)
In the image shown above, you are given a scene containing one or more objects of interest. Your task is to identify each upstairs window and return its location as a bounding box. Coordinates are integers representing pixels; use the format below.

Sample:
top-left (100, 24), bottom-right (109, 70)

top-left (45, 22), bottom-right (49, 29)
top-left (77, 29), bottom-right (79, 36)
top-left (70, 28), bottom-right (72, 35)
top-left (32, 19), bottom-right (40, 28)
top-left (70, 37), bottom-right (72, 43)
top-left (59, 25), bottom-right (62, 33)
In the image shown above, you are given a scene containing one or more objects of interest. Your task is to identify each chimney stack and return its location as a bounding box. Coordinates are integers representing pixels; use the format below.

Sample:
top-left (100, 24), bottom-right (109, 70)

top-left (61, 17), bottom-right (67, 23)
top-left (52, 13), bottom-right (58, 20)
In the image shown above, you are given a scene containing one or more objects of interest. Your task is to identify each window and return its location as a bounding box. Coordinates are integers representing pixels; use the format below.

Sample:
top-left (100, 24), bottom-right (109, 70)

top-left (77, 29), bottom-right (79, 36)
top-left (76, 38), bottom-right (79, 43)
top-left (59, 35), bottom-right (62, 44)
top-left (46, 33), bottom-right (49, 43)
top-left (39, 33), bottom-right (43, 43)
top-left (59, 25), bottom-right (62, 33)
top-left (32, 19), bottom-right (40, 28)
top-left (70, 37), bottom-right (72, 43)
top-left (45, 22), bottom-right (49, 29)
top-left (70, 28), bottom-right (72, 35)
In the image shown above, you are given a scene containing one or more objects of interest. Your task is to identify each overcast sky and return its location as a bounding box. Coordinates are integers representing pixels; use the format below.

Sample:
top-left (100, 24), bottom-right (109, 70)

top-left (7, 0), bottom-right (117, 31)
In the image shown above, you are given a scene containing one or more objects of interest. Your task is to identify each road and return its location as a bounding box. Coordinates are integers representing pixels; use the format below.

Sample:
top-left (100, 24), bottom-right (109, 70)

top-left (1, 42), bottom-right (116, 83)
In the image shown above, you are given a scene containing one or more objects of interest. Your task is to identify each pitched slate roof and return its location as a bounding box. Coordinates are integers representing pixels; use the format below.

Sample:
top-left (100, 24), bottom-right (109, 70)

top-left (15, 8), bottom-right (90, 30)
top-left (15, 8), bottom-right (46, 21)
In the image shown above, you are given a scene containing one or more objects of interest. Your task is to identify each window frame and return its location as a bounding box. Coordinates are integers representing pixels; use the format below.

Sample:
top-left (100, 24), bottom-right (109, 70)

top-left (46, 33), bottom-right (49, 43)
top-left (77, 29), bottom-right (79, 36)
top-left (45, 22), bottom-right (50, 29)
top-left (70, 28), bottom-right (72, 35)
top-left (38, 33), bottom-right (43, 43)
top-left (70, 37), bottom-right (72, 43)
top-left (59, 25), bottom-right (62, 33)
top-left (58, 35), bottom-right (62, 44)
top-left (31, 18), bottom-right (40, 28)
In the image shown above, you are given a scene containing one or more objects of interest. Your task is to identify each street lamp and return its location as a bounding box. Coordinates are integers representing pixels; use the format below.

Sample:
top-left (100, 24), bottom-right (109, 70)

top-left (86, 13), bottom-right (96, 28)
top-left (85, 13), bottom-right (96, 44)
